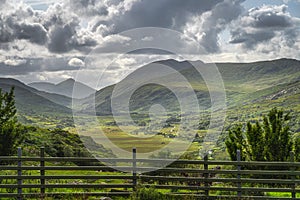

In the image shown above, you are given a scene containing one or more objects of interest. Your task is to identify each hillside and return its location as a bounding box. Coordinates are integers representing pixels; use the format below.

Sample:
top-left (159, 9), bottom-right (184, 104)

top-left (1, 58), bottom-right (299, 132)
top-left (0, 78), bottom-right (72, 127)
top-left (81, 58), bottom-right (300, 116)
top-left (0, 83), bottom-right (70, 114)
top-left (215, 58), bottom-right (300, 92)
top-left (29, 78), bottom-right (95, 99)
top-left (72, 58), bottom-right (299, 158)
top-left (0, 78), bottom-right (72, 108)
top-left (224, 80), bottom-right (300, 132)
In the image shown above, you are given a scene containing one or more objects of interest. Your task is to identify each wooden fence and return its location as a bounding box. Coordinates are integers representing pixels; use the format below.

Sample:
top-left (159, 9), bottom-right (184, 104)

top-left (0, 147), bottom-right (299, 199)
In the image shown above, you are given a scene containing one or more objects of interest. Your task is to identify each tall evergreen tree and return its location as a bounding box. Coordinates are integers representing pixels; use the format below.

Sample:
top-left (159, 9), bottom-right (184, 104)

top-left (295, 135), bottom-right (300, 162)
top-left (0, 87), bottom-right (23, 156)
top-left (225, 125), bottom-right (246, 161)
top-left (225, 108), bottom-right (294, 162)
top-left (263, 108), bottom-right (292, 162)
top-left (245, 121), bottom-right (265, 161)
top-left (0, 87), bottom-right (16, 124)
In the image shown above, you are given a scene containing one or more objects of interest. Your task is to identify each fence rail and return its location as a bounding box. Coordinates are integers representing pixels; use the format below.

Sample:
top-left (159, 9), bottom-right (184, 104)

top-left (0, 147), bottom-right (299, 199)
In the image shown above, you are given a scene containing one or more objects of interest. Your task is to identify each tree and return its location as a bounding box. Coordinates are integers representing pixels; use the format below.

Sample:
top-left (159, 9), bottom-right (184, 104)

top-left (245, 121), bottom-right (265, 161)
top-left (295, 135), bottom-right (300, 162)
top-left (225, 108), bottom-right (293, 162)
top-left (0, 87), bottom-right (23, 156)
top-left (0, 87), bottom-right (16, 124)
top-left (225, 125), bottom-right (247, 161)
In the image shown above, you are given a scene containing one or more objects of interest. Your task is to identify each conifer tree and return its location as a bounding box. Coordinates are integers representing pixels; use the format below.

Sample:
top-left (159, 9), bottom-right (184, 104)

top-left (225, 108), bottom-right (293, 162)
top-left (0, 87), bottom-right (23, 156)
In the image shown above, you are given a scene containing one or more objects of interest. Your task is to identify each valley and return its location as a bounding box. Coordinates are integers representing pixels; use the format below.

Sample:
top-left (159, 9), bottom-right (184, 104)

top-left (1, 58), bottom-right (299, 159)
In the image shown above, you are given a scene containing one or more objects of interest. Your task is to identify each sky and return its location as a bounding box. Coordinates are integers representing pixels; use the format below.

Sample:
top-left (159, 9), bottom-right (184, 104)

top-left (0, 0), bottom-right (300, 88)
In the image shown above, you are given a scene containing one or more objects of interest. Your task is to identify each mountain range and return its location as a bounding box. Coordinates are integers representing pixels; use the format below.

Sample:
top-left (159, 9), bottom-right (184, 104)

top-left (0, 58), bottom-right (299, 132)
top-left (80, 58), bottom-right (300, 115)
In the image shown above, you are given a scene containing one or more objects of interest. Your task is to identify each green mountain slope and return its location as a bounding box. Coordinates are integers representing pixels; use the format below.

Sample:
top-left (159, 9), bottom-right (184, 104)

top-left (81, 58), bottom-right (299, 116)
top-left (0, 78), bottom-right (72, 108)
top-left (225, 80), bottom-right (300, 133)
top-left (215, 58), bottom-right (300, 92)
top-left (0, 78), bottom-right (73, 127)
top-left (0, 82), bottom-right (71, 115)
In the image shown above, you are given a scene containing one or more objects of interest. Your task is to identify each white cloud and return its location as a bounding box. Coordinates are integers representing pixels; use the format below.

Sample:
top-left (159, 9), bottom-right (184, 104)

top-left (115, 57), bottom-right (137, 67)
top-left (68, 58), bottom-right (85, 67)
top-left (4, 58), bottom-right (27, 66)
top-left (229, 4), bottom-right (300, 50)
top-left (1, 0), bottom-right (300, 86)
top-left (37, 74), bottom-right (48, 81)
top-left (183, 0), bottom-right (245, 53)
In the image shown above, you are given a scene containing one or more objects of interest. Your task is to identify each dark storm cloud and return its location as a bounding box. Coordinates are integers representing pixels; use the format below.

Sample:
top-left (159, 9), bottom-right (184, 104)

top-left (43, 3), bottom-right (98, 53)
top-left (0, 0), bottom-right (248, 54)
top-left (0, 4), bottom-right (47, 45)
top-left (15, 23), bottom-right (48, 45)
top-left (0, 19), bottom-right (13, 43)
top-left (230, 30), bottom-right (276, 47)
top-left (47, 25), bottom-right (76, 52)
top-left (46, 25), bottom-right (97, 53)
top-left (197, 0), bottom-right (245, 53)
top-left (68, 0), bottom-right (109, 16)
top-left (87, 0), bottom-right (245, 53)
top-left (0, 2), bottom-right (98, 54)
top-left (230, 4), bottom-right (299, 49)
top-left (253, 13), bottom-right (292, 28)
top-left (2, 0), bottom-right (298, 63)
top-left (91, 0), bottom-right (223, 33)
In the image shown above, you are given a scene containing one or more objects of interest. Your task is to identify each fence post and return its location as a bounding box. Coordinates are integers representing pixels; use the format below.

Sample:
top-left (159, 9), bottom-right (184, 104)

top-left (290, 151), bottom-right (295, 200)
top-left (237, 150), bottom-right (242, 198)
top-left (40, 147), bottom-right (45, 199)
top-left (132, 147), bottom-right (137, 191)
top-left (203, 154), bottom-right (209, 197)
top-left (17, 147), bottom-right (22, 200)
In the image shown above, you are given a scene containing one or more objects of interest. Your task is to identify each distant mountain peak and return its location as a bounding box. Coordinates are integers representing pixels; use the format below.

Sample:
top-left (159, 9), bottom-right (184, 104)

top-left (63, 78), bottom-right (75, 82)
top-left (56, 78), bottom-right (75, 85)
top-left (29, 78), bottom-right (95, 99)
